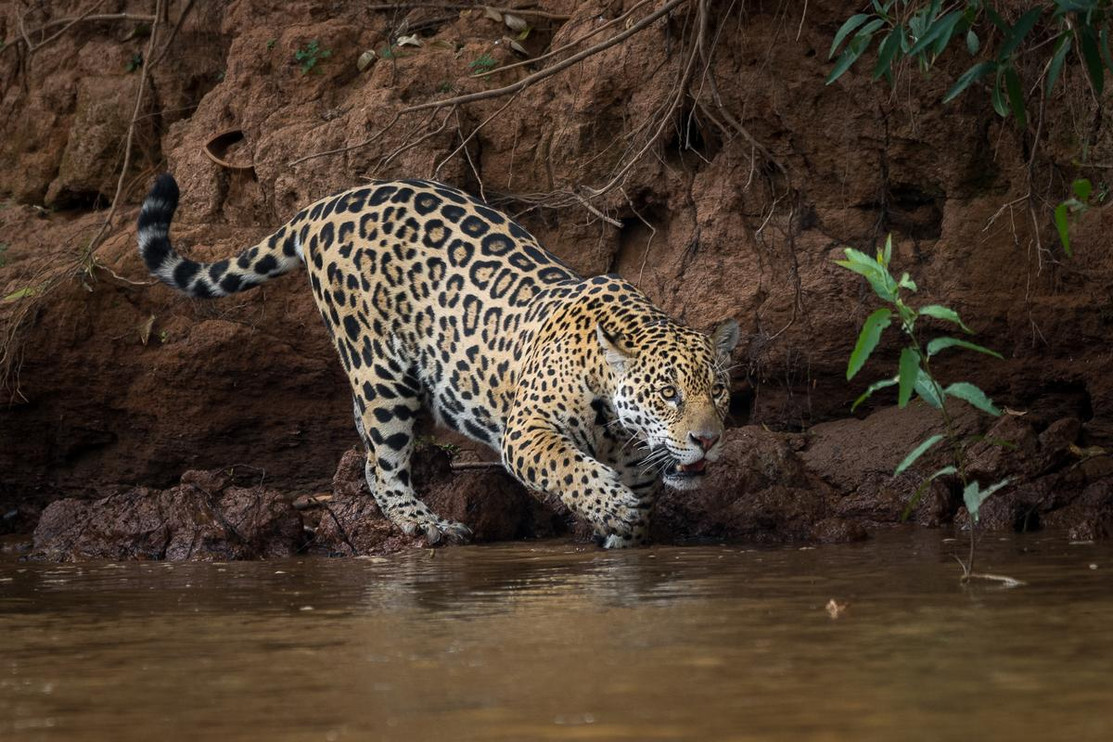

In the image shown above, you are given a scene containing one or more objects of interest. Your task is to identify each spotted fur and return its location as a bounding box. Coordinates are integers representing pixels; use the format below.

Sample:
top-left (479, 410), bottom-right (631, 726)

top-left (138, 174), bottom-right (739, 548)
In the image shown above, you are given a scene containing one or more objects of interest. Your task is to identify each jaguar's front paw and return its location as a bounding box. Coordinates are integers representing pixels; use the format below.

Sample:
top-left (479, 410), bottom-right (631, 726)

top-left (601, 531), bottom-right (649, 549)
top-left (423, 518), bottom-right (473, 546)
top-left (397, 514), bottom-right (473, 546)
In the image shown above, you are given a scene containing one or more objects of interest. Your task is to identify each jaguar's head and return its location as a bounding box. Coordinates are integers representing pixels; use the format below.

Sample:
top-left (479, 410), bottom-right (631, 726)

top-left (598, 317), bottom-right (740, 490)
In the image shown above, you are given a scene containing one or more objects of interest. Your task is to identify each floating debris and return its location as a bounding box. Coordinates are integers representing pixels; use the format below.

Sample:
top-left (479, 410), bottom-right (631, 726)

top-left (825, 599), bottom-right (848, 619)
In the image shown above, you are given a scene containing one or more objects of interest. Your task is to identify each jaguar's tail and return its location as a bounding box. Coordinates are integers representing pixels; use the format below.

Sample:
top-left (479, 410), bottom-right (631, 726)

top-left (137, 173), bottom-right (303, 298)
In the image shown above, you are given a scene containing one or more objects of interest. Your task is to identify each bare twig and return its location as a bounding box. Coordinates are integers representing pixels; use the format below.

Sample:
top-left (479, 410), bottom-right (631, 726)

top-left (571, 188), bottom-right (623, 228)
top-left (288, 111), bottom-right (403, 166)
top-left (796, 0), bottom-right (808, 41)
top-left (377, 107), bottom-right (454, 171)
top-left (290, 0), bottom-right (694, 178)
top-left (3, 9), bottom-right (155, 52)
top-left (450, 461), bottom-right (504, 471)
top-left (150, 0), bottom-right (195, 69)
top-left (402, 0), bottom-right (688, 114)
top-left (79, 0), bottom-right (164, 263)
top-left (701, 66), bottom-right (784, 174)
top-left (478, 0), bottom-right (658, 78)
top-left (580, 0), bottom-right (706, 199)
top-left (365, 3), bottom-right (570, 20)
top-left (621, 187), bottom-right (658, 287)
top-left (21, 1), bottom-right (107, 54)
top-left (433, 92), bottom-right (522, 179)
top-left (962, 572), bottom-right (1027, 588)
top-left (454, 108), bottom-right (488, 201)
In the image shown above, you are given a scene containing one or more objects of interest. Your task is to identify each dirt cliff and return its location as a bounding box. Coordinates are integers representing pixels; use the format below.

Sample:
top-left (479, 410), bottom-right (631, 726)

top-left (2, 0), bottom-right (1111, 554)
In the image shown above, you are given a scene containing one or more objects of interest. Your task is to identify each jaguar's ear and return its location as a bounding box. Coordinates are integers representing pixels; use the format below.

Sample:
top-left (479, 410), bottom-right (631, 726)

top-left (596, 323), bottom-right (635, 370)
top-left (710, 318), bottom-right (740, 362)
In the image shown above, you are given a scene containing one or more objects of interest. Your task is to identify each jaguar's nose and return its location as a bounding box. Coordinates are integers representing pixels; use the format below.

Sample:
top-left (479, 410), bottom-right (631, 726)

top-left (688, 432), bottom-right (720, 452)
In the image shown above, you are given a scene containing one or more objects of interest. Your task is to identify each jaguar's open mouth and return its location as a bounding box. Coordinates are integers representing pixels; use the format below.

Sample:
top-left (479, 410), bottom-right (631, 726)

top-left (661, 457), bottom-right (709, 489)
top-left (665, 458), bottom-right (707, 477)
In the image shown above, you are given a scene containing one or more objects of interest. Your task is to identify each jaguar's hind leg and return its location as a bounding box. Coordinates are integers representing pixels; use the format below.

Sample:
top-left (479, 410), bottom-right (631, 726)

top-left (351, 368), bottom-right (471, 545)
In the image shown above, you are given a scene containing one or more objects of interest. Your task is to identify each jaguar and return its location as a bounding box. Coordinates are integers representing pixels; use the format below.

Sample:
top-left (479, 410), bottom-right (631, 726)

top-left (137, 174), bottom-right (738, 548)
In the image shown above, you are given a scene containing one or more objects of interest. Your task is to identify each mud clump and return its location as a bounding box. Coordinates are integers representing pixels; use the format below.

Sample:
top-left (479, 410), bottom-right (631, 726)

top-left (31, 470), bottom-right (303, 561)
top-left (303, 446), bottom-right (565, 556)
top-left (27, 405), bottom-right (1113, 561)
top-left (654, 427), bottom-right (866, 544)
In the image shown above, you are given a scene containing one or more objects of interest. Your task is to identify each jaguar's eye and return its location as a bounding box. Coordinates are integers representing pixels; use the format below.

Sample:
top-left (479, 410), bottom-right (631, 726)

top-left (660, 385), bottom-right (678, 401)
top-left (712, 383), bottom-right (726, 397)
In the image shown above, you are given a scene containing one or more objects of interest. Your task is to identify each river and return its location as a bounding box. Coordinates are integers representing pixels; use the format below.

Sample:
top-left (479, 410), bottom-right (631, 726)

top-left (2, 529), bottom-right (1110, 741)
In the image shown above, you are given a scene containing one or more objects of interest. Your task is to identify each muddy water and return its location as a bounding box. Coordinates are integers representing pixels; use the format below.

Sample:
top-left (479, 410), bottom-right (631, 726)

top-left (2, 531), bottom-right (1111, 742)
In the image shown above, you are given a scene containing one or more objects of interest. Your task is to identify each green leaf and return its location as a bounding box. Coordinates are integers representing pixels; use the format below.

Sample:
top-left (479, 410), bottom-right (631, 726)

top-left (945, 382), bottom-right (1001, 416)
top-left (963, 481), bottom-right (984, 521)
top-left (981, 478), bottom-right (1012, 500)
top-left (840, 247), bottom-right (880, 270)
top-left (830, 13), bottom-right (871, 58)
top-left (3, 286), bottom-right (36, 302)
top-left (943, 61), bottom-right (996, 103)
top-left (1047, 35), bottom-right (1072, 95)
top-left (873, 28), bottom-right (903, 80)
top-left (1004, 66), bottom-right (1027, 128)
top-left (914, 373), bottom-right (944, 409)
top-left (858, 18), bottom-right (887, 37)
top-left (827, 42), bottom-right (866, 84)
top-left (901, 465), bottom-right (957, 521)
top-left (964, 478), bottom-right (1010, 522)
top-left (827, 18), bottom-right (886, 84)
top-left (991, 72), bottom-right (1009, 117)
top-left (895, 434), bottom-right (945, 476)
top-left (966, 29), bottom-right (980, 55)
top-left (898, 347), bottom-right (920, 407)
top-left (1073, 178), bottom-right (1092, 202)
top-left (852, 376), bottom-right (898, 411)
top-left (1052, 1), bottom-right (1097, 13)
top-left (847, 308), bottom-right (893, 380)
top-left (998, 8), bottom-right (1042, 59)
top-left (1079, 25), bottom-right (1105, 96)
top-left (1101, 27), bottom-right (1113, 75)
top-left (836, 248), bottom-right (896, 301)
top-left (933, 17), bottom-right (962, 56)
top-left (898, 272), bottom-right (917, 291)
top-left (1054, 201), bottom-right (1073, 257)
top-left (918, 304), bottom-right (972, 332)
top-left (985, 8), bottom-right (1008, 33)
top-left (907, 10), bottom-right (962, 57)
top-left (926, 337), bottom-right (1003, 359)
top-left (882, 233), bottom-right (892, 266)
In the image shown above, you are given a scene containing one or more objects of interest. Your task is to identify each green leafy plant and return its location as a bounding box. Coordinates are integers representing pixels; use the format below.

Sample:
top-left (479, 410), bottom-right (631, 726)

top-left (294, 40), bottom-right (332, 74)
top-left (829, 2), bottom-right (1113, 127)
top-left (415, 435), bottom-right (461, 456)
top-left (125, 52), bottom-right (143, 73)
top-left (266, 38), bottom-right (277, 51)
top-left (837, 235), bottom-right (1014, 582)
top-left (829, 3), bottom-right (1113, 257)
top-left (469, 54), bottom-right (498, 74)
top-left (1054, 177), bottom-right (1094, 256)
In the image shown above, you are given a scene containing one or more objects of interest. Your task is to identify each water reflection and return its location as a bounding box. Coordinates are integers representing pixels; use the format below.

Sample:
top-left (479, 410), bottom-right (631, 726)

top-left (2, 530), bottom-right (1111, 741)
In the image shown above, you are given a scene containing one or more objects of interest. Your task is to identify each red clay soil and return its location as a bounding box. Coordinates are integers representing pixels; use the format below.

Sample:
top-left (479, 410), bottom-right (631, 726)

top-left (2, 1), bottom-right (1112, 558)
